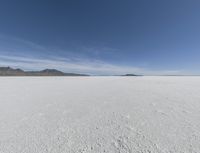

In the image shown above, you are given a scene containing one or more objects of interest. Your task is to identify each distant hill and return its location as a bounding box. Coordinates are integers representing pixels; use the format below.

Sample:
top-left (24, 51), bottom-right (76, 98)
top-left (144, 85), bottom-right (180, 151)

top-left (121, 74), bottom-right (142, 76)
top-left (0, 67), bottom-right (89, 76)
top-left (0, 67), bottom-right (26, 76)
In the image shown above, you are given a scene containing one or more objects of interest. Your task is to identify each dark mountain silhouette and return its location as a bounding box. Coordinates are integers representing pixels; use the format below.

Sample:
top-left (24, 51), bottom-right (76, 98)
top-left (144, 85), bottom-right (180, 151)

top-left (0, 67), bottom-right (89, 76)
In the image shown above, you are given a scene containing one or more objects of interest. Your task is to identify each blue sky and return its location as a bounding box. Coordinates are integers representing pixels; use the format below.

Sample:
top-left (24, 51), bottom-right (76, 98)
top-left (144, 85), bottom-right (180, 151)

top-left (0, 0), bottom-right (200, 75)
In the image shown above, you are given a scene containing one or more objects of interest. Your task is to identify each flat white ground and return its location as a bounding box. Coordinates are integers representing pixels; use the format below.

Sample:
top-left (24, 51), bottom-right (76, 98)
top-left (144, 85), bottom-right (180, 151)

top-left (0, 77), bottom-right (200, 153)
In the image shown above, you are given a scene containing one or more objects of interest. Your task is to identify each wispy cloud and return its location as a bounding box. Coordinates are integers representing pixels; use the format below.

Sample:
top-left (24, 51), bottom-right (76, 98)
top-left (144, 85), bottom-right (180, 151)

top-left (0, 54), bottom-right (183, 75)
top-left (0, 34), bottom-right (46, 51)
top-left (0, 55), bottom-right (141, 75)
top-left (0, 34), bottom-right (184, 75)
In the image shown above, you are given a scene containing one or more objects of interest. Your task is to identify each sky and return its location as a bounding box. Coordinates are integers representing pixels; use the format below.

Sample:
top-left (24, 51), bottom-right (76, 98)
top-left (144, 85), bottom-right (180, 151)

top-left (0, 0), bottom-right (200, 75)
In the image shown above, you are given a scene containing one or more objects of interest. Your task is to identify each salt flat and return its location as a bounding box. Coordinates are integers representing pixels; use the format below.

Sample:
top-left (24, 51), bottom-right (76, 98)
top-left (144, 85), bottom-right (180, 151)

top-left (0, 76), bottom-right (200, 153)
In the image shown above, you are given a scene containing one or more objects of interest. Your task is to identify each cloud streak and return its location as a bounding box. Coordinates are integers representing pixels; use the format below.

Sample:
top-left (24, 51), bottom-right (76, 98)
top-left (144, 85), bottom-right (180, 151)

top-left (0, 54), bottom-right (183, 75)
top-left (0, 35), bottom-right (185, 75)
top-left (0, 55), bottom-right (141, 75)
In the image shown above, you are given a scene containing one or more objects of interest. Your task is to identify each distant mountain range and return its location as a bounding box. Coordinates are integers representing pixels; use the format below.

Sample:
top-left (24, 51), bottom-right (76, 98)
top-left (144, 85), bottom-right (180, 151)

top-left (0, 67), bottom-right (89, 76)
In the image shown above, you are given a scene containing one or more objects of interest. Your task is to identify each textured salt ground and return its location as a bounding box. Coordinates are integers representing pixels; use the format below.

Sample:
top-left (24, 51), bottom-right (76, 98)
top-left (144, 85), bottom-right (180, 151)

top-left (0, 77), bottom-right (200, 153)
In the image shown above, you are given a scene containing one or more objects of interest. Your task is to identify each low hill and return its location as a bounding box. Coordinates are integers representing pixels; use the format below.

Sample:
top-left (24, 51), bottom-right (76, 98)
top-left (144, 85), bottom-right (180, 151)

top-left (121, 74), bottom-right (143, 76)
top-left (0, 67), bottom-right (89, 76)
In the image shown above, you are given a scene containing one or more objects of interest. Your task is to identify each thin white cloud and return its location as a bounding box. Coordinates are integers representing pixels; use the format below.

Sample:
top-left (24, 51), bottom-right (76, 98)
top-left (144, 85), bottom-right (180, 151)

top-left (0, 54), bottom-right (183, 75)
top-left (0, 34), bottom-right (46, 51)
top-left (0, 35), bottom-right (185, 75)
top-left (0, 55), bottom-right (140, 75)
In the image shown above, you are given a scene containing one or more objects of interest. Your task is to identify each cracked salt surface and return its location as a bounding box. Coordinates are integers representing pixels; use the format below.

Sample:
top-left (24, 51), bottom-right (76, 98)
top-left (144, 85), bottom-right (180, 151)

top-left (0, 76), bottom-right (200, 152)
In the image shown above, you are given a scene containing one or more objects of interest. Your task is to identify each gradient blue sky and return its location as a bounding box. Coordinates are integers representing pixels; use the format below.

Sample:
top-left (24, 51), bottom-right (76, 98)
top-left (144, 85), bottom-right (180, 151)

top-left (0, 0), bottom-right (200, 75)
